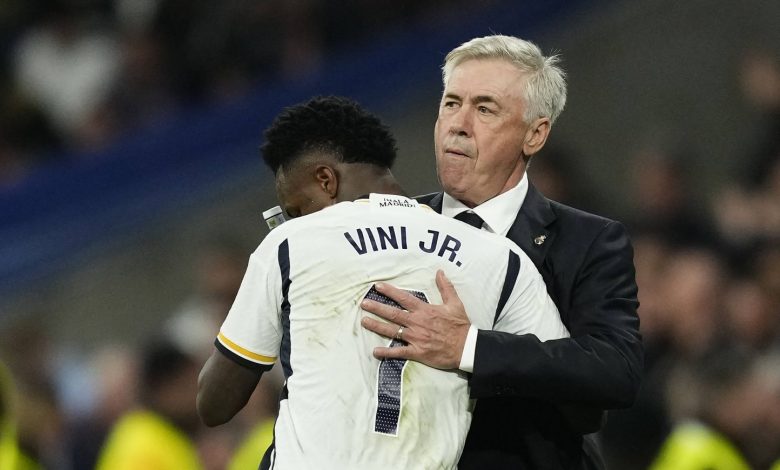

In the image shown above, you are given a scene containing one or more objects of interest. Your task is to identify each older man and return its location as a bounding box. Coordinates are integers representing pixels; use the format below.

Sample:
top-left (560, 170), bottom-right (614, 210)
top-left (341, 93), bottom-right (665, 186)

top-left (361, 35), bottom-right (643, 469)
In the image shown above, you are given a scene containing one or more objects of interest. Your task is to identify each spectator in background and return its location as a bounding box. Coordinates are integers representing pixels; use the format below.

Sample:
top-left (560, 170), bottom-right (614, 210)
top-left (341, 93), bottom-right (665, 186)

top-left (0, 0), bottom-right (469, 185)
top-left (723, 275), bottom-right (779, 352)
top-left (651, 348), bottom-right (780, 470)
top-left (0, 361), bottom-right (41, 470)
top-left (716, 157), bottom-right (780, 252)
top-left (739, 49), bottom-right (780, 189)
top-left (0, 319), bottom-right (67, 469)
top-left (96, 340), bottom-right (202, 470)
top-left (104, 30), bottom-right (179, 131)
top-left (715, 49), bottom-right (780, 255)
top-left (658, 248), bottom-right (726, 358)
top-left (13, 1), bottom-right (120, 150)
top-left (525, 145), bottom-right (593, 210)
top-left (150, 0), bottom-right (323, 101)
top-left (66, 345), bottom-right (139, 470)
top-left (165, 237), bottom-right (247, 361)
top-left (602, 108), bottom-right (780, 467)
top-left (627, 146), bottom-right (718, 248)
top-left (14, 377), bottom-right (62, 470)
top-left (753, 243), bottom-right (780, 312)
top-left (0, 87), bottom-right (61, 186)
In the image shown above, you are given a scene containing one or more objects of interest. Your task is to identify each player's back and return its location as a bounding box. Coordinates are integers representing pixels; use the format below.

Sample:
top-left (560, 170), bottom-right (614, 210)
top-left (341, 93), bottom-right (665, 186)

top-left (221, 194), bottom-right (564, 469)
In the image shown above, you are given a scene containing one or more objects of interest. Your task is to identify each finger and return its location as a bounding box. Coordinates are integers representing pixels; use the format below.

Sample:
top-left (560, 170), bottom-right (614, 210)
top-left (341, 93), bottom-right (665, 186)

top-left (373, 345), bottom-right (415, 361)
top-left (361, 316), bottom-right (401, 339)
top-left (374, 282), bottom-right (425, 311)
top-left (361, 298), bottom-right (405, 324)
top-left (436, 269), bottom-right (460, 305)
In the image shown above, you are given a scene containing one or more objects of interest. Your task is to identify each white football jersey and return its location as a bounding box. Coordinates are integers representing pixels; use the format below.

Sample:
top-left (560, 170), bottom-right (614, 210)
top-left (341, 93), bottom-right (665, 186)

top-left (217, 194), bottom-right (568, 470)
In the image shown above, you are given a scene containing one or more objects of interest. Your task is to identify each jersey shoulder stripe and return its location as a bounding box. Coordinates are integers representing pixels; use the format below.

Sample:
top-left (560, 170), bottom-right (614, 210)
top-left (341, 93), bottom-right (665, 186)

top-left (494, 250), bottom-right (521, 326)
top-left (278, 239), bottom-right (293, 379)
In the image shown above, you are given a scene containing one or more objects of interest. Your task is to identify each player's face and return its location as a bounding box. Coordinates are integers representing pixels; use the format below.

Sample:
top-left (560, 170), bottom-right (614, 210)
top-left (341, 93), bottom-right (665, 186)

top-left (275, 167), bottom-right (332, 219)
top-left (434, 58), bottom-right (532, 207)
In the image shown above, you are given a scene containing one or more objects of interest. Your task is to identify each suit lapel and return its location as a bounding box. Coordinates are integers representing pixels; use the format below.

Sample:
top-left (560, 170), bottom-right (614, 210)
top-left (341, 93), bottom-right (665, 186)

top-left (423, 192), bottom-right (444, 213)
top-left (507, 184), bottom-right (556, 269)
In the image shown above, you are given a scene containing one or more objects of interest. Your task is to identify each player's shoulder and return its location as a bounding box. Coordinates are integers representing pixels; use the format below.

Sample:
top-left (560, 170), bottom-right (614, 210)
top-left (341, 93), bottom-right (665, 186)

top-left (254, 201), bottom-right (369, 251)
top-left (251, 212), bottom-right (317, 256)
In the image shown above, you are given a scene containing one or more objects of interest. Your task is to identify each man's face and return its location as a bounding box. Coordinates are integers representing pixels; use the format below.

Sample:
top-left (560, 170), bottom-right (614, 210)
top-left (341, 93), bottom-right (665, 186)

top-left (275, 165), bottom-right (333, 219)
top-left (434, 58), bottom-right (531, 207)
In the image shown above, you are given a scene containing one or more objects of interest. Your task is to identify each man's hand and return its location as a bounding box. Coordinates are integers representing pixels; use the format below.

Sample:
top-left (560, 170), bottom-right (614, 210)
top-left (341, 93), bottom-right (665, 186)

top-left (360, 270), bottom-right (471, 369)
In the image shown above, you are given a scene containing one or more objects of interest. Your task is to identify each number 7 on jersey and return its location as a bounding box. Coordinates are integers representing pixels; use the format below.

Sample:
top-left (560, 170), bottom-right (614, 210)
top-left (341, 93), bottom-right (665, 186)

top-left (363, 285), bottom-right (429, 436)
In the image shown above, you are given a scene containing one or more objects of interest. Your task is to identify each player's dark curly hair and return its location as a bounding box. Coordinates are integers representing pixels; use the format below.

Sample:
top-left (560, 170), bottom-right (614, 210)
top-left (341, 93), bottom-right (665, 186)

top-left (261, 96), bottom-right (398, 174)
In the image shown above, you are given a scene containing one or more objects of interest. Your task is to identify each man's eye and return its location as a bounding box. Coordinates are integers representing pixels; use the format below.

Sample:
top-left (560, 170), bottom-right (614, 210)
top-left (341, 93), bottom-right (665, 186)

top-left (443, 101), bottom-right (458, 109)
top-left (478, 106), bottom-right (493, 114)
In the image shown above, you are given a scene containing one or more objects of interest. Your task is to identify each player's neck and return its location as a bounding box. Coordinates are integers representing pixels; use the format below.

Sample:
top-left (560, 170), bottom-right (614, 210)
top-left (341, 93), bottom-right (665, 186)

top-left (340, 166), bottom-right (407, 200)
top-left (370, 171), bottom-right (406, 197)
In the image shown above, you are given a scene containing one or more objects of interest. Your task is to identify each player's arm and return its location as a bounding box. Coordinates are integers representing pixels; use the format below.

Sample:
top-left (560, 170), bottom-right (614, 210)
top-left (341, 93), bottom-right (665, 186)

top-left (197, 236), bottom-right (286, 426)
top-left (197, 350), bottom-right (263, 426)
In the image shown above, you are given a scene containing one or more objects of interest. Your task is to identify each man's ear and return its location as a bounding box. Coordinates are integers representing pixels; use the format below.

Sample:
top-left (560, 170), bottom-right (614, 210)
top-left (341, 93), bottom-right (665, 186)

top-left (523, 117), bottom-right (551, 158)
top-left (314, 165), bottom-right (339, 199)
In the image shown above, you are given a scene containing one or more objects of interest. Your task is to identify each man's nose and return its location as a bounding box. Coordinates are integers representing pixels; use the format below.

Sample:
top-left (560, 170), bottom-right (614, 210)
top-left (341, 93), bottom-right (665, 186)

top-left (449, 107), bottom-right (472, 137)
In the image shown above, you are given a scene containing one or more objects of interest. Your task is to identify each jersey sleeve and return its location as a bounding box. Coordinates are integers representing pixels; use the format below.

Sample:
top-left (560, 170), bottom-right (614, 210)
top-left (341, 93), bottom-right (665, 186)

top-left (493, 247), bottom-right (569, 341)
top-left (216, 238), bottom-right (285, 371)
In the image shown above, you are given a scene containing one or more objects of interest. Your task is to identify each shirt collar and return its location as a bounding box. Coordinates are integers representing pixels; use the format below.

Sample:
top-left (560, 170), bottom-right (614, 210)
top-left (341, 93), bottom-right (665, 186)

top-left (441, 173), bottom-right (529, 236)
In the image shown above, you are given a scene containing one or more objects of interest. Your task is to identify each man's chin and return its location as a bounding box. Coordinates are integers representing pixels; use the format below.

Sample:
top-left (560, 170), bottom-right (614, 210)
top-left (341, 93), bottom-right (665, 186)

top-left (441, 184), bottom-right (474, 204)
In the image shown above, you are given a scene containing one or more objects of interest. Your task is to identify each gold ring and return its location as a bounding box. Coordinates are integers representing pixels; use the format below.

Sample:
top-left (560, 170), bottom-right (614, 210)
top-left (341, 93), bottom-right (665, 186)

top-left (395, 326), bottom-right (405, 341)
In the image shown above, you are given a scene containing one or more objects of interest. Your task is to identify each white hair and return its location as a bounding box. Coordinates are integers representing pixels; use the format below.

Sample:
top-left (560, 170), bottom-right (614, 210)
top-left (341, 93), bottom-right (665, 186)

top-left (442, 35), bottom-right (567, 124)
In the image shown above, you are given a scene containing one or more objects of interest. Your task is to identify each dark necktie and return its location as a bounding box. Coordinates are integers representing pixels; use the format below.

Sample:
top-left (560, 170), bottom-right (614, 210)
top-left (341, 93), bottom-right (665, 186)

top-left (454, 211), bottom-right (484, 229)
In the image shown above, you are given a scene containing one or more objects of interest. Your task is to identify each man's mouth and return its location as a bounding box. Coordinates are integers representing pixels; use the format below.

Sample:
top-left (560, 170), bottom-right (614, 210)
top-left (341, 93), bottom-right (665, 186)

top-left (445, 148), bottom-right (469, 158)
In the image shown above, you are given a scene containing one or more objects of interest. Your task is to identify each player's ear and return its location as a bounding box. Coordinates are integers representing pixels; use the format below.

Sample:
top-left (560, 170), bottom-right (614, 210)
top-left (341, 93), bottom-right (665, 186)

top-left (314, 165), bottom-right (339, 199)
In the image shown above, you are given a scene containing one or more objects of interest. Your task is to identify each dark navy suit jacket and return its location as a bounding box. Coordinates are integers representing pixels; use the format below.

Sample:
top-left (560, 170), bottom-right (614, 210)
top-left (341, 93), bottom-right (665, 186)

top-left (419, 185), bottom-right (642, 469)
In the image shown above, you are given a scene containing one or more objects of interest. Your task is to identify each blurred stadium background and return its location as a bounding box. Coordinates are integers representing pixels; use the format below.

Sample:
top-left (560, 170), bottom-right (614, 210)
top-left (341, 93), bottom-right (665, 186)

top-left (1, 0), bottom-right (779, 468)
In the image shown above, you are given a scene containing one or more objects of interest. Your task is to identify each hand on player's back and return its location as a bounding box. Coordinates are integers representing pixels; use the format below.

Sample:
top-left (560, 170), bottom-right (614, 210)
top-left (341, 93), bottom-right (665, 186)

top-left (360, 270), bottom-right (471, 370)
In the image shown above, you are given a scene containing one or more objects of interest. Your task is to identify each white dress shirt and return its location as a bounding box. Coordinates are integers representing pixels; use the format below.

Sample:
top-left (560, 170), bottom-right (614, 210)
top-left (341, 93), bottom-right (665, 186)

top-left (442, 174), bottom-right (530, 372)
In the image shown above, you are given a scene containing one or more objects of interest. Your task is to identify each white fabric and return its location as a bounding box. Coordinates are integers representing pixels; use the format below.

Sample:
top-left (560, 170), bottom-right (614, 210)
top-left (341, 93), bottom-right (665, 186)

top-left (457, 325), bottom-right (479, 373)
top-left (442, 173), bottom-right (529, 236)
top-left (218, 193), bottom-right (566, 470)
top-left (442, 174), bottom-right (530, 370)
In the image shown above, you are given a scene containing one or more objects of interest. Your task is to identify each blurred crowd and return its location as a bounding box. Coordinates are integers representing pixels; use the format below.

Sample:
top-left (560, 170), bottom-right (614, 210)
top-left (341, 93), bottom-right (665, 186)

top-left (0, 0), bottom-right (461, 187)
top-left (1, 234), bottom-right (289, 470)
top-left (1, 1), bottom-right (780, 469)
top-left (591, 50), bottom-right (780, 469)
